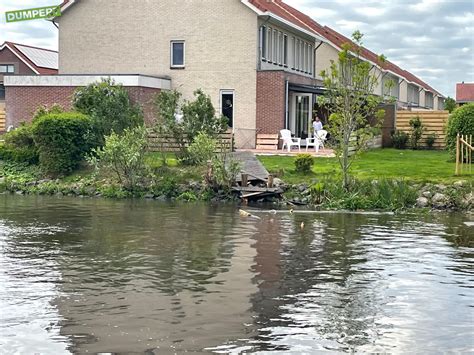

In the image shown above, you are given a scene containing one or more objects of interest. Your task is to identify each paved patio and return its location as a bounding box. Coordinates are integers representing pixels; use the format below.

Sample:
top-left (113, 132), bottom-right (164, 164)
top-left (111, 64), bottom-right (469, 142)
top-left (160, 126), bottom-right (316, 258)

top-left (236, 148), bottom-right (335, 157)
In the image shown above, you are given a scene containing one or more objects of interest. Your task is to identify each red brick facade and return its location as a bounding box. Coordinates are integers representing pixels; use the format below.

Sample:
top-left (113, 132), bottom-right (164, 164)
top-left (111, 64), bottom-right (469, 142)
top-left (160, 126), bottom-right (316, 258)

top-left (256, 70), bottom-right (322, 134)
top-left (5, 86), bottom-right (160, 128)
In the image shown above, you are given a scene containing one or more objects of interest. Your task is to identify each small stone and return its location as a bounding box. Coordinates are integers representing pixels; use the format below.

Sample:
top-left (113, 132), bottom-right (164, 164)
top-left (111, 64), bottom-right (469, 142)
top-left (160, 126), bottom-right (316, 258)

top-left (15, 190), bottom-right (24, 195)
top-left (0, 177), bottom-right (5, 184)
top-left (155, 195), bottom-right (167, 201)
top-left (298, 184), bottom-right (307, 192)
top-left (453, 180), bottom-right (467, 188)
top-left (144, 194), bottom-right (154, 199)
top-left (422, 191), bottom-right (432, 198)
top-left (416, 197), bottom-right (429, 208)
top-left (56, 192), bottom-right (63, 197)
top-left (435, 184), bottom-right (447, 191)
top-left (273, 178), bottom-right (283, 187)
top-left (432, 192), bottom-right (447, 203)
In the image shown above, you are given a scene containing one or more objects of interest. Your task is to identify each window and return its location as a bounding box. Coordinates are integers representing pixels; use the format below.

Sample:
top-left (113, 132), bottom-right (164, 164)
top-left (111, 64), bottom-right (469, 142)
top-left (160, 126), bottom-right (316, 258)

top-left (220, 90), bottom-right (234, 128)
top-left (267, 27), bottom-right (272, 60)
top-left (383, 75), bottom-right (399, 99)
top-left (0, 64), bottom-right (14, 73)
top-left (425, 92), bottom-right (433, 108)
top-left (0, 84), bottom-right (5, 100)
top-left (299, 41), bottom-right (304, 71)
top-left (260, 26), bottom-right (266, 61)
top-left (295, 39), bottom-right (300, 70)
top-left (438, 97), bottom-right (444, 110)
top-left (407, 84), bottom-right (420, 104)
top-left (278, 32), bottom-right (283, 65)
top-left (273, 29), bottom-right (278, 63)
top-left (308, 44), bottom-right (313, 74)
top-left (283, 35), bottom-right (288, 66)
top-left (170, 41), bottom-right (185, 68)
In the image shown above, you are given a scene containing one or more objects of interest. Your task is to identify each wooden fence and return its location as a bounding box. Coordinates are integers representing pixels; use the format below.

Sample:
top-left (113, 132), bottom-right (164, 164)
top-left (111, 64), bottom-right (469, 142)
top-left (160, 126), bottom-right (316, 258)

top-left (455, 134), bottom-right (472, 176)
top-left (148, 130), bottom-right (234, 152)
top-left (396, 110), bottom-right (449, 149)
top-left (0, 106), bottom-right (5, 132)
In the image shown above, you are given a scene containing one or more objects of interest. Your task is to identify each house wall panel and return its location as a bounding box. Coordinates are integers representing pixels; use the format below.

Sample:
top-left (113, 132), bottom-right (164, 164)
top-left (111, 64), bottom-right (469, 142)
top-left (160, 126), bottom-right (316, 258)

top-left (58, 0), bottom-right (258, 148)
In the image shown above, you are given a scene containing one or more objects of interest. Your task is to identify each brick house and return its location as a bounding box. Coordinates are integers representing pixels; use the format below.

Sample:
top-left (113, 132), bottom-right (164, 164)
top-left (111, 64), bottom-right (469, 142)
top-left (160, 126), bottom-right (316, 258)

top-left (456, 82), bottom-right (474, 106)
top-left (0, 41), bottom-right (58, 108)
top-left (4, 0), bottom-right (444, 147)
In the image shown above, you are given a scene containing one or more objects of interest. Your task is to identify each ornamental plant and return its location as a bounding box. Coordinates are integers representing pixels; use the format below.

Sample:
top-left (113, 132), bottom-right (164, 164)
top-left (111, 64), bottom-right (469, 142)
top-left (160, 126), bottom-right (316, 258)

top-left (408, 116), bottom-right (425, 150)
top-left (319, 30), bottom-right (386, 189)
top-left (446, 103), bottom-right (474, 159)
top-left (32, 112), bottom-right (93, 176)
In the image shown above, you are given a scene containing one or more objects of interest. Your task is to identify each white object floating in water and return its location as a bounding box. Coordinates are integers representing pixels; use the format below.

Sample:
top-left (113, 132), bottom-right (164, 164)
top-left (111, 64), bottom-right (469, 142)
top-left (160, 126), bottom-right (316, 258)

top-left (464, 222), bottom-right (474, 227)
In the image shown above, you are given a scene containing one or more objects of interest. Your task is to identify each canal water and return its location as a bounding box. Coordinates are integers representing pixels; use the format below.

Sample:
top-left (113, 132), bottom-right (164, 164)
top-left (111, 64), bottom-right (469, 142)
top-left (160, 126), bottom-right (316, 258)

top-left (0, 195), bottom-right (472, 354)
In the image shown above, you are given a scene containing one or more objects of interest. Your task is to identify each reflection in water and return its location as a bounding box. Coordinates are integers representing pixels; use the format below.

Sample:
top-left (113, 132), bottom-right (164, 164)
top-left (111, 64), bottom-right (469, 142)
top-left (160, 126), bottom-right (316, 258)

top-left (0, 195), bottom-right (473, 353)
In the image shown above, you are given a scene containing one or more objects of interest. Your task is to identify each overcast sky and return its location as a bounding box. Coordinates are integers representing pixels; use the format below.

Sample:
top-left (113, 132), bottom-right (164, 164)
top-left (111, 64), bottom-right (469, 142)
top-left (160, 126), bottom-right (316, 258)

top-left (1, 0), bottom-right (473, 97)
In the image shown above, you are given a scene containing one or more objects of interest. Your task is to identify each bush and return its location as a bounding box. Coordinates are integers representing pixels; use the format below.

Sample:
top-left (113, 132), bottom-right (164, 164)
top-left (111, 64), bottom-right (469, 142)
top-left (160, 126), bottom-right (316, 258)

top-left (73, 78), bottom-right (144, 146)
top-left (294, 153), bottom-right (314, 173)
top-left (0, 124), bottom-right (38, 164)
top-left (154, 89), bottom-right (228, 161)
top-left (446, 103), bottom-right (474, 159)
top-left (391, 130), bottom-right (409, 149)
top-left (186, 132), bottom-right (217, 165)
top-left (88, 125), bottom-right (148, 190)
top-left (210, 155), bottom-right (241, 191)
top-left (32, 104), bottom-right (64, 123)
top-left (426, 133), bottom-right (437, 150)
top-left (32, 112), bottom-right (93, 176)
top-left (409, 116), bottom-right (424, 150)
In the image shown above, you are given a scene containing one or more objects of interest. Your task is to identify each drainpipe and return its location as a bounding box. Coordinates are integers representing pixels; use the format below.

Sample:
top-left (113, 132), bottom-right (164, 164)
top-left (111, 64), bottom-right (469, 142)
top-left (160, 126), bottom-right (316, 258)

top-left (285, 80), bottom-right (289, 129)
top-left (313, 41), bottom-right (323, 78)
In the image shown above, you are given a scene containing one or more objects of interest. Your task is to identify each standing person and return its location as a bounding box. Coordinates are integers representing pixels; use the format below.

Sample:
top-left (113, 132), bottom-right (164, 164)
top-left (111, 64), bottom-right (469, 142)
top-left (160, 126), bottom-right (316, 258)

top-left (312, 116), bottom-right (323, 134)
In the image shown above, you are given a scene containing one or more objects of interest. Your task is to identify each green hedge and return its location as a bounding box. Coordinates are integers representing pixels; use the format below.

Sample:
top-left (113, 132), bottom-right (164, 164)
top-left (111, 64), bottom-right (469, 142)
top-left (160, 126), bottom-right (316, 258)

top-left (32, 112), bottom-right (93, 176)
top-left (446, 103), bottom-right (474, 159)
top-left (0, 125), bottom-right (38, 164)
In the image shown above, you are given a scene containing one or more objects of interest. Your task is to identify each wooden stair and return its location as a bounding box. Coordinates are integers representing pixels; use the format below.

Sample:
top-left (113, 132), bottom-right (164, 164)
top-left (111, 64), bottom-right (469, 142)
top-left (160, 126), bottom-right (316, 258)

top-left (256, 133), bottom-right (279, 150)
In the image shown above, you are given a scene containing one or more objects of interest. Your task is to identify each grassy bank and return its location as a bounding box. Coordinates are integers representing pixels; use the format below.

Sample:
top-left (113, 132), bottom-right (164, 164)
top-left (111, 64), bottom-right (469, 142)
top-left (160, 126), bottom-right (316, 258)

top-left (258, 149), bottom-right (472, 184)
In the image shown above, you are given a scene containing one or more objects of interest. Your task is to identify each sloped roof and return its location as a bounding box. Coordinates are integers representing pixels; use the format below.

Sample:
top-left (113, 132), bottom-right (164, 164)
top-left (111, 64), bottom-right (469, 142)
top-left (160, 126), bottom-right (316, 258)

top-left (58, 0), bottom-right (443, 96)
top-left (0, 41), bottom-right (58, 74)
top-left (456, 83), bottom-right (474, 103)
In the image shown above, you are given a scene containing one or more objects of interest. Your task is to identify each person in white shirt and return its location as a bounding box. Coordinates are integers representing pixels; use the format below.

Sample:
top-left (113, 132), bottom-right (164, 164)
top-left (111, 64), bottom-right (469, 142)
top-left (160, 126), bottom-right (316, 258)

top-left (312, 117), bottom-right (323, 133)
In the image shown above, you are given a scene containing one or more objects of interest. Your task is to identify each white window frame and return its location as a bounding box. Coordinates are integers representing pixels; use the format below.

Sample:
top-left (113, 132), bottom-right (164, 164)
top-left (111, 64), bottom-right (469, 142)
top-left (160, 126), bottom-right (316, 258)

top-left (170, 40), bottom-right (185, 68)
top-left (273, 29), bottom-right (278, 63)
top-left (267, 27), bottom-right (272, 61)
top-left (260, 26), bottom-right (266, 61)
top-left (220, 89), bottom-right (235, 130)
top-left (0, 64), bottom-right (14, 74)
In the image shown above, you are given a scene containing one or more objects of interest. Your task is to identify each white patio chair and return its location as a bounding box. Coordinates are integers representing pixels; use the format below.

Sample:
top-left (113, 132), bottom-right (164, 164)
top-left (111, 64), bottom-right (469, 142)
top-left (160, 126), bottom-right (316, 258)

top-left (280, 129), bottom-right (301, 152)
top-left (306, 130), bottom-right (328, 153)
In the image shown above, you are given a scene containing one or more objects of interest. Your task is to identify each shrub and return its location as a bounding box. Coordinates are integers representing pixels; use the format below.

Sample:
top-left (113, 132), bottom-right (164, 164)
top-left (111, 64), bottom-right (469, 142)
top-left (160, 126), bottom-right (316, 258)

top-left (32, 112), bottom-right (93, 176)
top-left (391, 130), bottom-right (409, 149)
top-left (210, 154), bottom-right (241, 191)
top-left (88, 125), bottom-right (148, 190)
top-left (32, 104), bottom-right (64, 123)
top-left (294, 153), bottom-right (314, 174)
top-left (73, 78), bottom-right (144, 146)
top-left (186, 132), bottom-right (217, 165)
top-left (446, 103), bottom-right (474, 159)
top-left (154, 89), bottom-right (228, 161)
top-left (426, 133), bottom-right (437, 150)
top-left (409, 116), bottom-right (424, 150)
top-left (0, 124), bottom-right (38, 164)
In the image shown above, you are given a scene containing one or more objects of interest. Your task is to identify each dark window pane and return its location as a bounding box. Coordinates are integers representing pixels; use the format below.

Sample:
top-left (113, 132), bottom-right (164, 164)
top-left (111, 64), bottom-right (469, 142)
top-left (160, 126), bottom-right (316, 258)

top-left (283, 36), bottom-right (288, 65)
top-left (172, 42), bottom-right (184, 66)
top-left (221, 93), bottom-right (233, 128)
top-left (0, 85), bottom-right (5, 100)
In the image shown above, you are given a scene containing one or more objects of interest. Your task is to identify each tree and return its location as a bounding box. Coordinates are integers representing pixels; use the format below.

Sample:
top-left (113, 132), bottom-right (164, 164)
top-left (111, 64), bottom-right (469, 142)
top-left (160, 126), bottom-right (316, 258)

top-left (319, 30), bottom-right (386, 189)
top-left (444, 97), bottom-right (456, 113)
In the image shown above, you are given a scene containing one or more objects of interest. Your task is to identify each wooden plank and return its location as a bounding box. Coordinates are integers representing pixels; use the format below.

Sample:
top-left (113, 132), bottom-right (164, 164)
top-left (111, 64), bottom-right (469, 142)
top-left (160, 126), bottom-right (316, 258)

top-left (256, 145), bottom-right (278, 150)
top-left (257, 134), bottom-right (279, 139)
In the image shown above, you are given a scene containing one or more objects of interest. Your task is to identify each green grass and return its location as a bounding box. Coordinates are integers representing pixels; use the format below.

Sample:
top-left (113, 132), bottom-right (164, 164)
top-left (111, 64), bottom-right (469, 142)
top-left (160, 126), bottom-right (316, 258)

top-left (258, 148), bottom-right (473, 184)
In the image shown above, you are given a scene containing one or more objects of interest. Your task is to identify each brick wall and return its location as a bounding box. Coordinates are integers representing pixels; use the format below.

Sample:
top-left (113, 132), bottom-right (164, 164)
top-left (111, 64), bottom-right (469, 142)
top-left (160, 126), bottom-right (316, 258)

top-left (5, 86), bottom-right (160, 128)
top-left (256, 70), bottom-right (323, 134)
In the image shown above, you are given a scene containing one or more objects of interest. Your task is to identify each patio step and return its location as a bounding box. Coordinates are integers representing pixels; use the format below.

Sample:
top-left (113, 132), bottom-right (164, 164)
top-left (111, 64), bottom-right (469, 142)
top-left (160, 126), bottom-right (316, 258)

top-left (256, 134), bottom-right (279, 150)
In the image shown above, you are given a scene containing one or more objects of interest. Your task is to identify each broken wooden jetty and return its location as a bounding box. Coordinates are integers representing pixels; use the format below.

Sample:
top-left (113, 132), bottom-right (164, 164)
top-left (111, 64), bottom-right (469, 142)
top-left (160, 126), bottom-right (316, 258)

top-left (230, 151), bottom-right (283, 200)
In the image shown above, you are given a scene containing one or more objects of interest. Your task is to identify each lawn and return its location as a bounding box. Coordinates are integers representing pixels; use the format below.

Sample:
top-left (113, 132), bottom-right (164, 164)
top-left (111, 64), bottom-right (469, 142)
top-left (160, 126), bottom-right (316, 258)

top-left (258, 148), bottom-right (473, 184)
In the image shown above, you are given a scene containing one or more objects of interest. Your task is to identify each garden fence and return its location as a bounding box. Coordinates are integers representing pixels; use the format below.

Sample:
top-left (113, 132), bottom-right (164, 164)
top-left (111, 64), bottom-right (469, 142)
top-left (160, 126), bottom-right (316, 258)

top-left (455, 133), bottom-right (472, 176)
top-left (0, 106), bottom-right (5, 132)
top-left (396, 110), bottom-right (449, 149)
